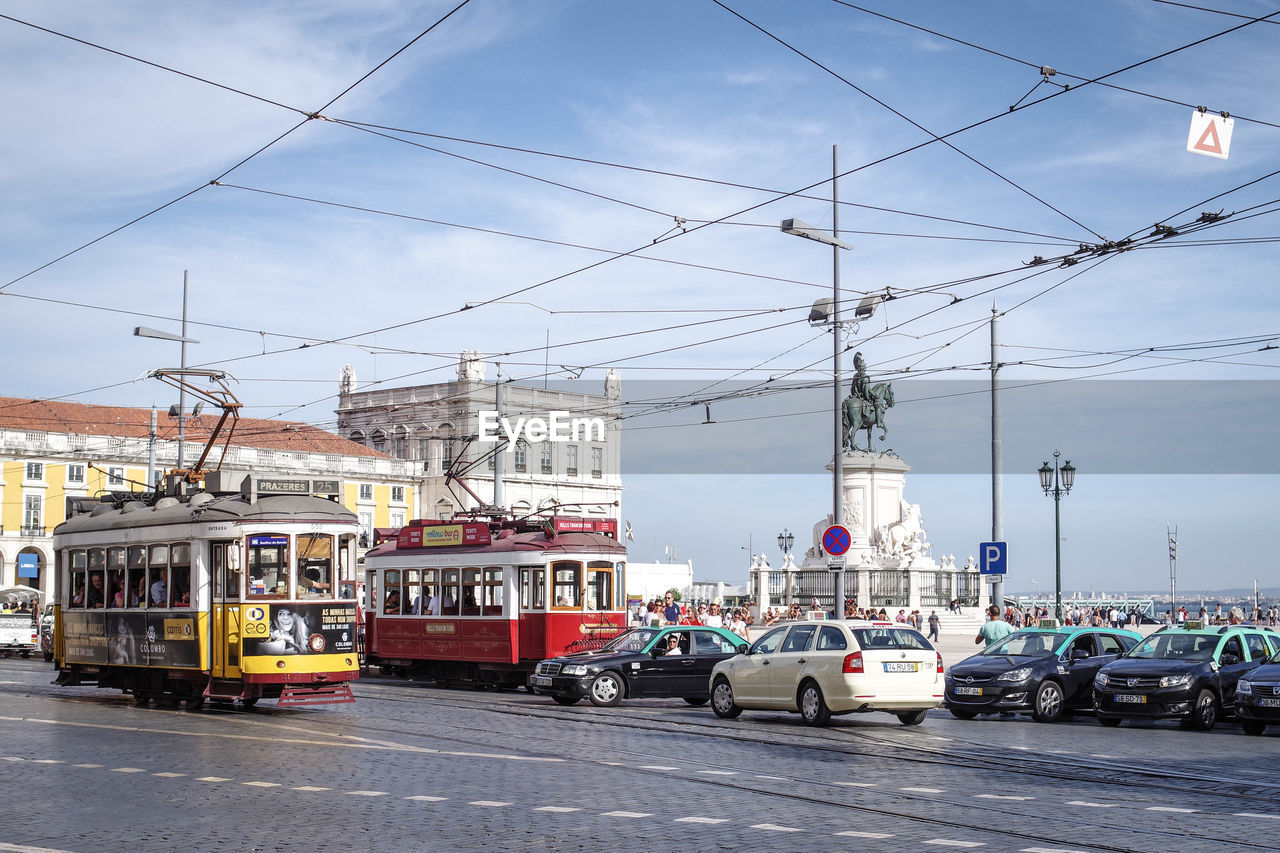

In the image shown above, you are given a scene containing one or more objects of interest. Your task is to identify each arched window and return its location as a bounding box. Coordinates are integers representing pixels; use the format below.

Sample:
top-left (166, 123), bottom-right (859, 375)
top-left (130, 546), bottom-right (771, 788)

top-left (438, 423), bottom-right (455, 470)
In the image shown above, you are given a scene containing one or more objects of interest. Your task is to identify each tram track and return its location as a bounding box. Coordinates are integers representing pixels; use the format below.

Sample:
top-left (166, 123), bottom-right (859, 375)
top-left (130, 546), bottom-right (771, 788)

top-left (338, 682), bottom-right (1280, 853)
top-left (5, 666), bottom-right (1276, 853)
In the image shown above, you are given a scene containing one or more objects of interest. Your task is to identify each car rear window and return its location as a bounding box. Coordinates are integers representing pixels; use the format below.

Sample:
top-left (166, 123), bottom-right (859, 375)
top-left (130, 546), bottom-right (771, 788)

top-left (851, 627), bottom-right (931, 651)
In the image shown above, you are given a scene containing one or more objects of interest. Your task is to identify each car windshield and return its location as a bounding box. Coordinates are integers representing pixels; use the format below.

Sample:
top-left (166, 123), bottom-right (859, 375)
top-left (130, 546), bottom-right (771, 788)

top-left (981, 631), bottom-right (1061, 658)
top-left (1126, 632), bottom-right (1216, 661)
top-left (851, 627), bottom-right (932, 651)
top-left (600, 629), bottom-right (659, 653)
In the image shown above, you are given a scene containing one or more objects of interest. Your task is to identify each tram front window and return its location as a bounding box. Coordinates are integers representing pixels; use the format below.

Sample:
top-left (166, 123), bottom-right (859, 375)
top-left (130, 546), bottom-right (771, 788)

top-left (297, 533), bottom-right (335, 599)
top-left (170, 543), bottom-right (191, 607)
top-left (247, 534), bottom-right (289, 599)
top-left (68, 551), bottom-right (87, 608)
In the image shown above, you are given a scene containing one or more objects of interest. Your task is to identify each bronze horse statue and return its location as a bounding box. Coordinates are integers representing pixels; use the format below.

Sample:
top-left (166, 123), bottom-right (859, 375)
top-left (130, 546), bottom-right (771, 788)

top-left (841, 382), bottom-right (894, 451)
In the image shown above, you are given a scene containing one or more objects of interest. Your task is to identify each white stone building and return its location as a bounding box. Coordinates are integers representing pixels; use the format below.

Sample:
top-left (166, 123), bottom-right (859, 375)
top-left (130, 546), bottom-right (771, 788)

top-left (335, 353), bottom-right (623, 525)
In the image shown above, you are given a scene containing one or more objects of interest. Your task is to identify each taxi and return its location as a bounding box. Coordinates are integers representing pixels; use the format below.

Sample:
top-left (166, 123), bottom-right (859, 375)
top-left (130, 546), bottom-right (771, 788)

top-left (1234, 644), bottom-right (1280, 736)
top-left (1093, 622), bottom-right (1280, 731)
top-left (531, 625), bottom-right (747, 707)
top-left (945, 623), bottom-right (1141, 722)
top-left (709, 620), bottom-right (943, 726)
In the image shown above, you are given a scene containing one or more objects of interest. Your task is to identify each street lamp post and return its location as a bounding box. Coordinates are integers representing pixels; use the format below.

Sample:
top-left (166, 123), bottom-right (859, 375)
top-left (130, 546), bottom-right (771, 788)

top-left (1038, 450), bottom-right (1076, 622)
top-left (134, 271), bottom-right (199, 482)
top-left (777, 529), bottom-right (794, 556)
top-left (781, 145), bottom-right (855, 617)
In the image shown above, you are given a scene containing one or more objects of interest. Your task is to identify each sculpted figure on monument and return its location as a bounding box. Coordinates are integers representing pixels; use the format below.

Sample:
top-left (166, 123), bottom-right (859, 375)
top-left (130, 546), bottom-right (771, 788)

top-left (841, 351), bottom-right (895, 452)
top-left (874, 501), bottom-right (929, 561)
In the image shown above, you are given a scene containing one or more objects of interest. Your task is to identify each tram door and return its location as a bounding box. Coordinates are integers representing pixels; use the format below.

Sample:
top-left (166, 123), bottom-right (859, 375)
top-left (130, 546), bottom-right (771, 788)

top-left (518, 567), bottom-right (546, 660)
top-left (211, 541), bottom-right (243, 679)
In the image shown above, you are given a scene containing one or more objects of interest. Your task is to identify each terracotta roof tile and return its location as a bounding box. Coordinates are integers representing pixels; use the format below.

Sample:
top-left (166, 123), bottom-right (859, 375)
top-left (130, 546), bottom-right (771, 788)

top-left (0, 396), bottom-right (390, 459)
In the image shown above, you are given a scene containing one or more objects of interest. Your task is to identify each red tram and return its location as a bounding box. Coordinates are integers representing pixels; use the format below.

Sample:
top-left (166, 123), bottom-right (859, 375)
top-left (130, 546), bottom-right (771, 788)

top-left (363, 515), bottom-right (627, 685)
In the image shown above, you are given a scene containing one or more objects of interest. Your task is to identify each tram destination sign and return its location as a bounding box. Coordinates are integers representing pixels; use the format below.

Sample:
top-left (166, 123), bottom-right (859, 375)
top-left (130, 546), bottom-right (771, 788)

top-left (204, 472), bottom-right (342, 497)
top-left (256, 478), bottom-right (341, 496)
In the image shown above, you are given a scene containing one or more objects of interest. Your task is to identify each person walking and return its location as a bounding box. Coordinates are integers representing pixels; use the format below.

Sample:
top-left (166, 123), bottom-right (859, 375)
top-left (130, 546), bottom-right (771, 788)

top-left (927, 610), bottom-right (940, 642)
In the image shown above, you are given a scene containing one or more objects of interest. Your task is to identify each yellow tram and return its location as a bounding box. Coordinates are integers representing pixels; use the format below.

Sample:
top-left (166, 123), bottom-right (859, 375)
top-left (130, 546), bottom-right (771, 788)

top-left (51, 475), bottom-right (361, 708)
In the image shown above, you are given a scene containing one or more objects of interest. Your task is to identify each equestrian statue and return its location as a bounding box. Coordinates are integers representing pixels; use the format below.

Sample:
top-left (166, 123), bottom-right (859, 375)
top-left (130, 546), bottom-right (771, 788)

top-left (841, 351), bottom-right (894, 452)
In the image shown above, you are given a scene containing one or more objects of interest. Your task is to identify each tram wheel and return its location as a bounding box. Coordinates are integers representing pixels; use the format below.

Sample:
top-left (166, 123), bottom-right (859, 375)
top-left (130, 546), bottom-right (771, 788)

top-left (133, 693), bottom-right (152, 706)
top-left (182, 696), bottom-right (206, 711)
top-left (240, 697), bottom-right (260, 708)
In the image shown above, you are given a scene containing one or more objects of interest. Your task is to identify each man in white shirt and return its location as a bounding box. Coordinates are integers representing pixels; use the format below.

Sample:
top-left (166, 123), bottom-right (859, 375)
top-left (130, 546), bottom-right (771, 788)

top-left (703, 603), bottom-right (724, 628)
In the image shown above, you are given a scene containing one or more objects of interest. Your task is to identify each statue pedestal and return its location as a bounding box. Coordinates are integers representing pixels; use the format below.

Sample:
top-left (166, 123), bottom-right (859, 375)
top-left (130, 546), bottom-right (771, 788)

top-left (824, 450), bottom-right (911, 566)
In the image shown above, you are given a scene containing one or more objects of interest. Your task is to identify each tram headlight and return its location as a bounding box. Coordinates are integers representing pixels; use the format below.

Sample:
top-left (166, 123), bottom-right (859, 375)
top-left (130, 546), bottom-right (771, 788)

top-left (562, 664), bottom-right (589, 676)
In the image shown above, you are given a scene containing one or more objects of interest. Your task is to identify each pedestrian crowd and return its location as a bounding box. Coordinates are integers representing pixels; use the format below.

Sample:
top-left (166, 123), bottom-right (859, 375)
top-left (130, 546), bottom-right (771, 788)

top-left (630, 596), bottom-right (754, 640)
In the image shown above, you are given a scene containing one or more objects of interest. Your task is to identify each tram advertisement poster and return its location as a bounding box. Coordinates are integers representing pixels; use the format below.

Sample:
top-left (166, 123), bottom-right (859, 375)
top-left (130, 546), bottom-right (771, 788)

top-left (63, 612), bottom-right (200, 667)
top-left (242, 603), bottom-right (356, 656)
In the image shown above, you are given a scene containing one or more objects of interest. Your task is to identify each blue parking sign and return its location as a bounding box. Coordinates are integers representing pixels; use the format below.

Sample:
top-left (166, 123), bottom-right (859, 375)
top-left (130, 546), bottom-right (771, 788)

top-left (979, 541), bottom-right (1007, 575)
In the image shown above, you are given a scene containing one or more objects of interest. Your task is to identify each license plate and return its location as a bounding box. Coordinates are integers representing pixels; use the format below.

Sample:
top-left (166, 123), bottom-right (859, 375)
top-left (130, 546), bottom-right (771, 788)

top-left (955, 685), bottom-right (983, 696)
top-left (1258, 697), bottom-right (1280, 707)
top-left (883, 662), bottom-right (919, 673)
top-left (531, 675), bottom-right (552, 687)
top-left (1114, 693), bottom-right (1147, 704)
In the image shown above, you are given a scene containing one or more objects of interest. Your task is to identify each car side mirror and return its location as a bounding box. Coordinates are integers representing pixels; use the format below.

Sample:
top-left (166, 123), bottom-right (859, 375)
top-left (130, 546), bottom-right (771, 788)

top-left (1071, 648), bottom-right (1091, 661)
top-left (1221, 653), bottom-right (1239, 666)
top-left (736, 643), bottom-right (749, 655)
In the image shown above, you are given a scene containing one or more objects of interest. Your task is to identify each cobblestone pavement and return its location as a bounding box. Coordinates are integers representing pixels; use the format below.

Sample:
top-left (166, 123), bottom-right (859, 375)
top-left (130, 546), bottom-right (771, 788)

top-left (1, 657), bottom-right (1277, 853)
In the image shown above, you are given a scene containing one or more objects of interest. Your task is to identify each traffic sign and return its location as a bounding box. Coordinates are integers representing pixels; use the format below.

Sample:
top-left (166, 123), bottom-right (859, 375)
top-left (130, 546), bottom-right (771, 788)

top-left (979, 541), bottom-right (1007, 575)
top-left (827, 556), bottom-right (846, 572)
top-left (822, 525), bottom-right (851, 556)
top-left (1187, 110), bottom-right (1233, 160)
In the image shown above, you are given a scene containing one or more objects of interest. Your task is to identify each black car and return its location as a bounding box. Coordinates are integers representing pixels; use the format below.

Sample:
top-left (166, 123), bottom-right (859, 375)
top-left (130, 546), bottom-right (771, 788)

top-left (1093, 624), bottom-right (1279, 731)
top-left (530, 626), bottom-right (748, 707)
top-left (1233, 646), bottom-right (1280, 736)
top-left (945, 627), bottom-right (1141, 723)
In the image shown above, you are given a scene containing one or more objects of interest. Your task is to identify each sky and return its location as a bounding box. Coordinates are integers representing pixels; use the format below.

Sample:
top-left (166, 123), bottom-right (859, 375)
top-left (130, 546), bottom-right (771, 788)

top-left (2, 1), bottom-right (1278, 593)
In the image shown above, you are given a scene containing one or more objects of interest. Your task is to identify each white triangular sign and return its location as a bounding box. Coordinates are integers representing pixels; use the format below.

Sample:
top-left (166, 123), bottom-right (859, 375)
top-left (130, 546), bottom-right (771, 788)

top-left (1187, 111), bottom-right (1233, 160)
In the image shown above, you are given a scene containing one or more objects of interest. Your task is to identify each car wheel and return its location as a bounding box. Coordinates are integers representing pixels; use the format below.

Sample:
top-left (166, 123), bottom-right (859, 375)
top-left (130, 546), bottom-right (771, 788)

top-left (552, 695), bottom-right (580, 706)
top-left (799, 681), bottom-right (831, 727)
top-left (948, 708), bottom-right (978, 720)
top-left (1031, 680), bottom-right (1065, 723)
top-left (711, 677), bottom-right (742, 719)
top-left (1242, 719), bottom-right (1267, 736)
top-left (588, 671), bottom-right (624, 707)
top-left (683, 697), bottom-right (709, 706)
top-left (1186, 689), bottom-right (1218, 731)
top-left (897, 709), bottom-right (928, 726)
top-left (1097, 714), bottom-right (1122, 727)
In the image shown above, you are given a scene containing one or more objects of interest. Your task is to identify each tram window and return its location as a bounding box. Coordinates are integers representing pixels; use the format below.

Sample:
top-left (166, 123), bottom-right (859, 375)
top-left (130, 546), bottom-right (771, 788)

top-left (440, 568), bottom-right (460, 616)
top-left (105, 548), bottom-right (125, 610)
top-left (520, 568), bottom-right (546, 610)
top-left (420, 569), bottom-right (438, 615)
top-left (383, 570), bottom-right (402, 615)
top-left (170, 543), bottom-right (191, 607)
top-left (585, 562), bottom-right (612, 611)
top-left (483, 568), bottom-right (503, 613)
top-left (68, 550), bottom-right (87, 608)
top-left (146, 543), bottom-right (169, 608)
top-left (246, 534), bottom-right (288, 599)
top-left (107, 548), bottom-right (125, 571)
top-left (551, 562), bottom-right (581, 608)
top-left (403, 569), bottom-right (420, 613)
top-left (86, 549), bottom-right (106, 609)
top-left (461, 568), bottom-right (481, 615)
top-left (297, 533), bottom-right (335, 600)
top-left (339, 534), bottom-right (354, 584)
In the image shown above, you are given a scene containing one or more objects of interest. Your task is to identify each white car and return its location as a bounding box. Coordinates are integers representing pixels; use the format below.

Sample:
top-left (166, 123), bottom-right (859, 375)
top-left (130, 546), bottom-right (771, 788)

top-left (709, 619), bottom-right (944, 726)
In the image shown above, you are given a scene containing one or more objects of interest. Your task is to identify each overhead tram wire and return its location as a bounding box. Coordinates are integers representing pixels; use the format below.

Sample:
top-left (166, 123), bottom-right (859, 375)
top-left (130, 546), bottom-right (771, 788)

top-left (0, 0), bottom-right (475, 294)
top-left (714, 0), bottom-right (1106, 242)
top-left (828, 0), bottom-right (1280, 131)
top-left (328, 118), bottom-right (1083, 245)
top-left (210, 182), bottom-right (830, 290)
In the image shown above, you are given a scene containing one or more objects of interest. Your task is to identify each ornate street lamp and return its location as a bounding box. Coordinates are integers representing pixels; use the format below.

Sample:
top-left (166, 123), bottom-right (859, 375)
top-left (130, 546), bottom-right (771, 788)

top-left (1038, 450), bottom-right (1076, 621)
top-left (777, 529), bottom-right (795, 555)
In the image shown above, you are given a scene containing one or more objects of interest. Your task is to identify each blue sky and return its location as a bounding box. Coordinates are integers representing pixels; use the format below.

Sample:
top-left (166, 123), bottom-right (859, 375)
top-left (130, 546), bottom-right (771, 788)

top-left (2, 1), bottom-right (1278, 592)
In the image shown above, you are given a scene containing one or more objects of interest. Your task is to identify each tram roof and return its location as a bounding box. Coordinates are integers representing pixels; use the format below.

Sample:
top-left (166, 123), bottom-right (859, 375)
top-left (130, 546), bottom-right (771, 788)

top-left (366, 529), bottom-right (626, 558)
top-left (54, 493), bottom-right (356, 536)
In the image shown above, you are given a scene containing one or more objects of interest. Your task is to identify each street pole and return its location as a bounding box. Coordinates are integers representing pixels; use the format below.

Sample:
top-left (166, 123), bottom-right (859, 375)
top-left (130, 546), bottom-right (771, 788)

top-left (1053, 480), bottom-right (1063, 622)
top-left (831, 144), bottom-right (846, 619)
top-left (990, 304), bottom-right (1003, 609)
top-left (493, 363), bottom-right (504, 510)
top-left (146, 408), bottom-right (157, 490)
top-left (177, 270), bottom-right (189, 471)
top-left (1167, 523), bottom-right (1178, 622)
